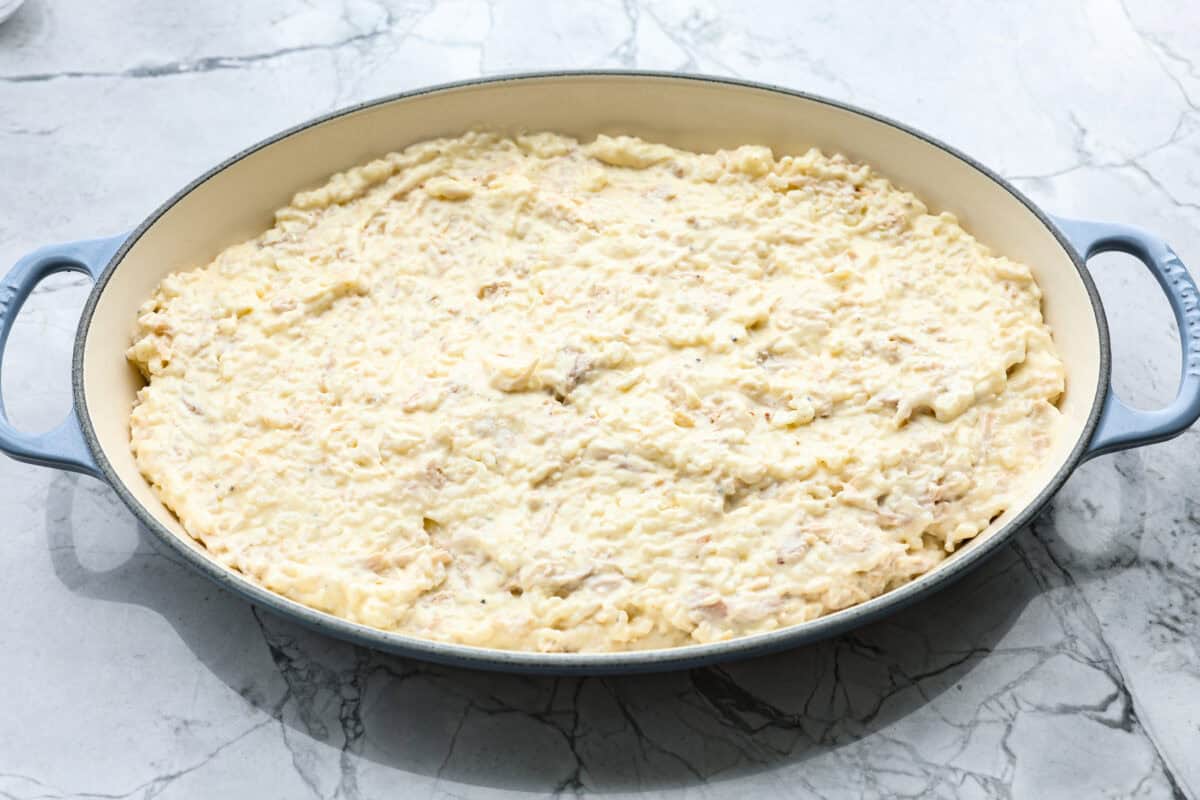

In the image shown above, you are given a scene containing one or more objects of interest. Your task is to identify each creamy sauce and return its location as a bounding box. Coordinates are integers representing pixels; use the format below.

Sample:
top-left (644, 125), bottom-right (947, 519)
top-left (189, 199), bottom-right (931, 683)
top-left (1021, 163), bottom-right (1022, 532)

top-left (127, 131), bottom-right (1065, 652)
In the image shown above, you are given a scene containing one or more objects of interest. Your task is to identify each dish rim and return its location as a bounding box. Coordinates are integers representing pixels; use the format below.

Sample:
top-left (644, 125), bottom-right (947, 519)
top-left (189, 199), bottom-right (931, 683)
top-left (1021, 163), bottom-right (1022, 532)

top-left (70, 70), bottom-right (1110, 673)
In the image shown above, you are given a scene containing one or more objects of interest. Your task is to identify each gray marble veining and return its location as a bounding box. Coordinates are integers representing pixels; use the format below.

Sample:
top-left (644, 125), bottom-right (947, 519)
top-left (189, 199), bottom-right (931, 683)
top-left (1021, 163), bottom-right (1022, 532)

top-left (1, 1), bottom-right (1199, 797)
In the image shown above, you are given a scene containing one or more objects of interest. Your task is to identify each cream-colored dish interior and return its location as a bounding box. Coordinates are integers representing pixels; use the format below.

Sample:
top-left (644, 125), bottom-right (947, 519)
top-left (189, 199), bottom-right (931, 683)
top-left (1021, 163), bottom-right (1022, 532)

top-left (81, 75), bottom-right (1103, 628)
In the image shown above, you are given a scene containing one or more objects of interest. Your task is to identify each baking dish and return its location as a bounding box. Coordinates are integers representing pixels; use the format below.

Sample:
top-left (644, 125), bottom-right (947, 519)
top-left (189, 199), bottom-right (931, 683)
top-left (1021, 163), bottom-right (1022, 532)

top-left (3, 72), bottom-right (1198, 674)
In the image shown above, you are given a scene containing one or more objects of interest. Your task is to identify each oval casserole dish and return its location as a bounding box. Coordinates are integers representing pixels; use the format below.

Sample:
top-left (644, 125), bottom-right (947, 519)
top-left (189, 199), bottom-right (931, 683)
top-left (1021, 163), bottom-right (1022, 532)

top-left (2, 72), bottom-right (1199, 674)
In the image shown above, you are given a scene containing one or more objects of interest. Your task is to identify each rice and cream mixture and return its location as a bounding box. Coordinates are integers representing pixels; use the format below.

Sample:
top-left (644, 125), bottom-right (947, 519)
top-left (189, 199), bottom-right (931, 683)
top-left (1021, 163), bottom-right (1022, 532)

top-left (127, 131), bottom-right (1064, 652)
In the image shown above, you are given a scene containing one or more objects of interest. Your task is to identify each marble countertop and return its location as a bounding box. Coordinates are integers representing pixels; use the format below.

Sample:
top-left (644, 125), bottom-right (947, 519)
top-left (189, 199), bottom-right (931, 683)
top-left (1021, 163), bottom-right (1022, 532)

top-left (2, 1), bottom-right (1199, 797)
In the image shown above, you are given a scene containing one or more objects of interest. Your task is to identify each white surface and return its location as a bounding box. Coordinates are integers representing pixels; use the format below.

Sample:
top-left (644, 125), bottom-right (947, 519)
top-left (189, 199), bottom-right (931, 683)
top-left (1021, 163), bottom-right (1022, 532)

top-left (1, 1), bottom-right (1199, 797)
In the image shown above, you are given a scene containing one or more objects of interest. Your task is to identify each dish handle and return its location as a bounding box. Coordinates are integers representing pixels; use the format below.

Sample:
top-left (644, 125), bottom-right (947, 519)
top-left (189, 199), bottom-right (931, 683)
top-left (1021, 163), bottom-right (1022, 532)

top-left (0, 235), bottom-right (126, 478)
top-left (1054, 216), bottom-right (1200, 460)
